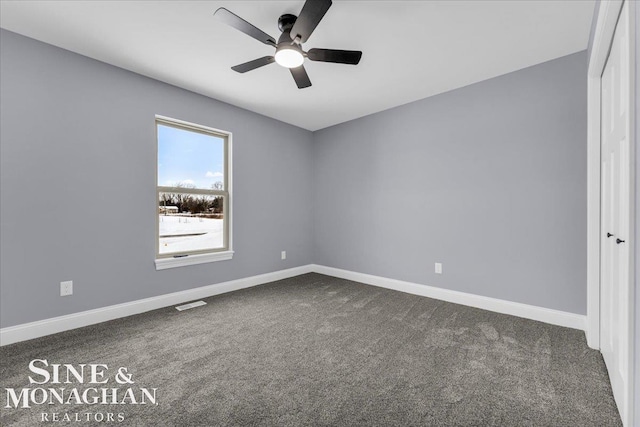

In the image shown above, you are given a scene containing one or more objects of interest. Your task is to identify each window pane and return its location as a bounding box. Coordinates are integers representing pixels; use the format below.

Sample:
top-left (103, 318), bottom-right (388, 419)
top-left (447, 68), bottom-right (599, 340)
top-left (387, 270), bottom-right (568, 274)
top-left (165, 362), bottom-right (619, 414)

top-left (158, 192), bottom-right (225, 255)
top-left (157, 124), bottom-right (225, 191)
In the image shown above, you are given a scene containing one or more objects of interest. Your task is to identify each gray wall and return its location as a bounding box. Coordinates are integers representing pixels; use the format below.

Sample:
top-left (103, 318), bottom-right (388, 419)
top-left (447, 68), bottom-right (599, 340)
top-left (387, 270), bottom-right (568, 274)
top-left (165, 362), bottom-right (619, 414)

top-left (0, 29), bottom-right (590, 329)
top-left (313, 51), bottom-right (588, 315)
top-left (0, 29), bottom-right (314, 328)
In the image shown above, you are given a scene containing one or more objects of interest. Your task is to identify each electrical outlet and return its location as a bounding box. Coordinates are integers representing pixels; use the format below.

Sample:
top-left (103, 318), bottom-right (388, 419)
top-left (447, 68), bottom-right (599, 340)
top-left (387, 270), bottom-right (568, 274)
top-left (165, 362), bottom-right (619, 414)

top-left (435, 263), bottom-right (443, 274)
top-left (60, 280), bottom-right (73, 296)
top-left (281, 251), bottom-right (287, 260)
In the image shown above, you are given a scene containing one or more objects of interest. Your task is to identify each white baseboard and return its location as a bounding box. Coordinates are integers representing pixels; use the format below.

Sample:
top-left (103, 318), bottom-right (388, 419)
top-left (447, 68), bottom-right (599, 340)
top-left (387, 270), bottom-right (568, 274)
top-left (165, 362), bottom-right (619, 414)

top-left (0, 265), bottom-right (313, 346)
top-left (1, 263), bottom-right (586, 346)
top-left (311, 265), bottom-right (587, 331)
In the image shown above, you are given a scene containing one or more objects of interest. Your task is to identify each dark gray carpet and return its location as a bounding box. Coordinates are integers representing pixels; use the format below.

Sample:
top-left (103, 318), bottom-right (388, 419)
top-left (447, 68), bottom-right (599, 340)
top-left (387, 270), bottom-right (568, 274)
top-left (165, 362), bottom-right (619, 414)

top-left (1, 273), bottom-right (621, 426)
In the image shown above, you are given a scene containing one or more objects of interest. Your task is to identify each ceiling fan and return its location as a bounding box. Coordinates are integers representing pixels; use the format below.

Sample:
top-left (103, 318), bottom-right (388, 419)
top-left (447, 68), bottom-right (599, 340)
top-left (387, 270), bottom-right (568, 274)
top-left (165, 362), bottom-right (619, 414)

top-left (214, 0), bottom-right (362, 89)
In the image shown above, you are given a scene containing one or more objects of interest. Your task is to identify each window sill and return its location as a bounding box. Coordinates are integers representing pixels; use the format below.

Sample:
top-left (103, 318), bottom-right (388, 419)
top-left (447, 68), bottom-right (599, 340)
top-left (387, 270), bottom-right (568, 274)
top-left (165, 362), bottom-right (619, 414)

top-left (155, 251), bottom-right (234, 270)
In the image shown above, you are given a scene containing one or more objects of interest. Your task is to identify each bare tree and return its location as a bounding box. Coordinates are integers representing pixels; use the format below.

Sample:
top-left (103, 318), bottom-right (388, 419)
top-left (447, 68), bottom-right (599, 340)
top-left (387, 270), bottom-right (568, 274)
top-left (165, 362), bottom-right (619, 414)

top-left (170, 181), bottom-right (196, 212)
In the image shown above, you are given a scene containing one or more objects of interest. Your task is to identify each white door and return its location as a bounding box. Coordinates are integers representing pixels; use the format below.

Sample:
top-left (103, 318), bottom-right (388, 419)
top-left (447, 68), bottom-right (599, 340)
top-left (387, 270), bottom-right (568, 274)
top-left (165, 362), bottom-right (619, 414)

top-left (599, 0), bottom-right (631, 423)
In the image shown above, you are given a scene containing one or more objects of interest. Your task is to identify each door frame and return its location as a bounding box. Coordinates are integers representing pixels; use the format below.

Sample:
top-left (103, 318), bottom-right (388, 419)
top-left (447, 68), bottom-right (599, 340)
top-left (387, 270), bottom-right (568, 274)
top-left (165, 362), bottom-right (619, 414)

top-left (586, 0), bottom-right (636, 425)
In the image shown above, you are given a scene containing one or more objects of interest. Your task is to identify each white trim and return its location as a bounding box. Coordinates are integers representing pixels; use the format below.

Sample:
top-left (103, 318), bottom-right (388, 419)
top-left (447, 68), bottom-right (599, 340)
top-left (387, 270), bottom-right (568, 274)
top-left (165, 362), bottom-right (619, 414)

top-left (311, 265), bottom-right (587, 331)
top-left (155, 114), bottom-right (230, 136)
top-left (0, 264), bottom-right (596, 347)
top-left (155, 250), bottom-right (234, 270)
top-left (627, 3), bottom-right (637, 425)
top-left (0, 265), bottom-right (313, 346)
top-left (586, 74), bottom-right (602, 348)
top-left (227, 130), bottom-right (233, 260)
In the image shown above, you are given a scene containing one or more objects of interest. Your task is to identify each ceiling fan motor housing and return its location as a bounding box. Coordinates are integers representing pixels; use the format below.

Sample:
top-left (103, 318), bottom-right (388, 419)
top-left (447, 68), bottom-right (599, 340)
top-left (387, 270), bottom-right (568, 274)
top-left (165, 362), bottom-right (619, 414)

top-left (277, 14), bottom-right (302, 50)
top-left (277, 31), bottom-right (299, 48)
top-left (275, 14), bottom-right (305, 68)
top-left (278, 14), bottom-right (297, 33)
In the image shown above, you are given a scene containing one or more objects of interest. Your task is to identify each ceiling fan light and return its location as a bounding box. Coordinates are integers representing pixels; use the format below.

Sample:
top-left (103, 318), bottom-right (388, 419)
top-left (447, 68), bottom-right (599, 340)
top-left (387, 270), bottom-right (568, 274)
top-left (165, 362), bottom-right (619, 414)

top-left (275, 47), bottom-right (304, 68)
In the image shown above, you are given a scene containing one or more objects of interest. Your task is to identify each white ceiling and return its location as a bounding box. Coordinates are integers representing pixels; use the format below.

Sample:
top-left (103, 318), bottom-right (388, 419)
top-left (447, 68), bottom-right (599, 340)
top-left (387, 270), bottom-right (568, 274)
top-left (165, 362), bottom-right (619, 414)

top-left (0, 1), bottom-right (594, 131)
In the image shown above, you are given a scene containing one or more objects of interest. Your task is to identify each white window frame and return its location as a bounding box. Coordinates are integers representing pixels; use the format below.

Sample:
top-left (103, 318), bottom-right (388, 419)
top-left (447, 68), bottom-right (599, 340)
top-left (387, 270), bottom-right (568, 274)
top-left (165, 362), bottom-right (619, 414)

top-left (154, 115), bottom-right (233, 270)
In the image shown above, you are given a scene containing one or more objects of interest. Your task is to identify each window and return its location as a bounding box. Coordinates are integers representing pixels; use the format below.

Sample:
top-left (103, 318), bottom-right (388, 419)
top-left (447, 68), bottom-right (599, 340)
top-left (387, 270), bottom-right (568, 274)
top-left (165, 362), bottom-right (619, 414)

top-left (155, 116), bottom-right (232, 269)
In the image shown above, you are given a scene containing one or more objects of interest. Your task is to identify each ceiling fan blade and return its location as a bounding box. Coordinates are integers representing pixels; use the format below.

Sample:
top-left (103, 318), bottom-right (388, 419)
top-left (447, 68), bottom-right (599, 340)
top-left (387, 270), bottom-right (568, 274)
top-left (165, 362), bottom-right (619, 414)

top-left (290, 0), bottom-right (332, 44)
top-left (307, 49), bottom-right (362, 65)
top-left (214, 8), bottom-right (276, 47)
top-left (231, 56), bottom-right (275, 73)
top-left (290, 65), bottom-right (312, 89)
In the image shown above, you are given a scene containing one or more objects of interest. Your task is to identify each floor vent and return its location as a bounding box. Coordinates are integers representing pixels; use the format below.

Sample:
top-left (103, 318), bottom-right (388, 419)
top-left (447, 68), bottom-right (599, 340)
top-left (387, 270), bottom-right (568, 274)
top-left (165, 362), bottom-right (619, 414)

top-left (175, 301), bottom-right (207, 311)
